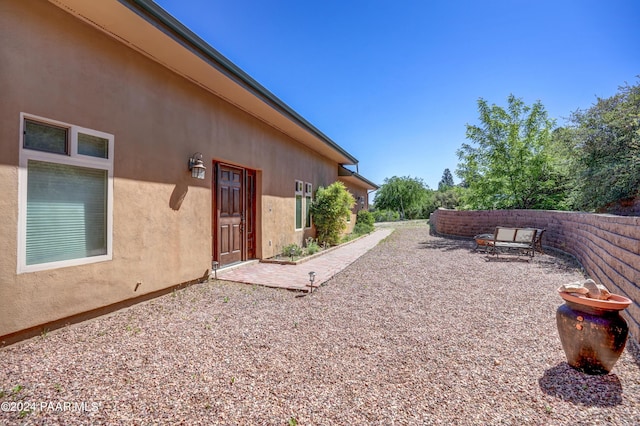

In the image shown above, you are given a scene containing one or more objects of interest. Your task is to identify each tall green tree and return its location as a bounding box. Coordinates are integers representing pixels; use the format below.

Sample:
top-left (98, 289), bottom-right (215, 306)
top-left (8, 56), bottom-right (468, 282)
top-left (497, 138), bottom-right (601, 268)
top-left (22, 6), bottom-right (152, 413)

top-left (438, 168), bottom-right (455, 191)
top-left (561, 82), bottom-right (640, 211)
top-left (421, 186), bottom-right (464, 217)
top-left (373, 176), bottom-right (428, 219)
top-left (456, 94), bottom-right (568, 210)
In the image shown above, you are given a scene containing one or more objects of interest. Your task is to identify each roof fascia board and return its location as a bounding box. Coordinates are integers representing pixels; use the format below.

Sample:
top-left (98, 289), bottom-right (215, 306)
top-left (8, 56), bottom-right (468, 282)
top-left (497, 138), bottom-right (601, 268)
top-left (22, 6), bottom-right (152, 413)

top-left (353, 173), bottom-right (380, 190)
top-left (338, 166), bottom-right (379, 190)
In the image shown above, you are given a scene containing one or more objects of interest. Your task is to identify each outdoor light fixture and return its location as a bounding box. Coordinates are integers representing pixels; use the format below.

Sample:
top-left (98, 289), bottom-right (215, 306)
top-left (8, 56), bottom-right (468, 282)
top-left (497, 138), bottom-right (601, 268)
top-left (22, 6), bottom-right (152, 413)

top-left (308, 271), bottom-right (317, 293)
top-left (290, 247), bottom-right (296, 261)
top-left (188, 152), bottom-right (206, 179)
top-left (358, 196), bottom-right (365, 208)
top-left (212, 261), bottom-right (219, 280)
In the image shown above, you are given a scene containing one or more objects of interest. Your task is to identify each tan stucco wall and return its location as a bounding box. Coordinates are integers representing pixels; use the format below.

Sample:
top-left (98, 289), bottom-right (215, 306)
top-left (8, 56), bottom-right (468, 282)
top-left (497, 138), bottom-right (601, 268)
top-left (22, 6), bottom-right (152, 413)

top-left (0, 0), bottom-right (342, 337)
top-left (339, 179), bottom-right (370, 232)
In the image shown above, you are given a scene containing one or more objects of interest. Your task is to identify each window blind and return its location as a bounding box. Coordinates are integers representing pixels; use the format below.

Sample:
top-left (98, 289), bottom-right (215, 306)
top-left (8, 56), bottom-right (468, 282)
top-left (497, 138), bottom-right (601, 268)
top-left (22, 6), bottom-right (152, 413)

top-left (26, 160), bottom-right (107, 265)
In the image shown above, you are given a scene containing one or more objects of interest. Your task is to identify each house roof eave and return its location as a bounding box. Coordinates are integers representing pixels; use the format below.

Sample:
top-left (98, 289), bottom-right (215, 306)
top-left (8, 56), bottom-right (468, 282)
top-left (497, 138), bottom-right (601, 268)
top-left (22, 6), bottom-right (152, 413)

top-left (338, 165), bottom-right (379, 190)
top-left (48, 0), bottom-right (358, 165)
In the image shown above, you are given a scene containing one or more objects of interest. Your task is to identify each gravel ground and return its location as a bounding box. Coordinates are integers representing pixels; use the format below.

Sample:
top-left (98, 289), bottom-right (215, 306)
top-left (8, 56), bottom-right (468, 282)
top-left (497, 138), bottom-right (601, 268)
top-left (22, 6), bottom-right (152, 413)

top-left (1, 223), bottom-right (639, 425)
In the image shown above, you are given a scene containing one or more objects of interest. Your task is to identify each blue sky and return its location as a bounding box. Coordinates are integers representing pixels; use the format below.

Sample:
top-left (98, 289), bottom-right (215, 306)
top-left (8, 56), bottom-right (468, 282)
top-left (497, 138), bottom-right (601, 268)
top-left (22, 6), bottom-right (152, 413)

top-left (155, 0), bottom-right (640, 189)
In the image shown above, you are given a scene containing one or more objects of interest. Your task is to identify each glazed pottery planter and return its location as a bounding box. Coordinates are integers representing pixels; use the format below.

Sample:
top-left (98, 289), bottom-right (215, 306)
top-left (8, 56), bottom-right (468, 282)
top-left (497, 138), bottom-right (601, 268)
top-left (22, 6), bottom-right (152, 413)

top-left (556, 289), bottom-right (632, 375)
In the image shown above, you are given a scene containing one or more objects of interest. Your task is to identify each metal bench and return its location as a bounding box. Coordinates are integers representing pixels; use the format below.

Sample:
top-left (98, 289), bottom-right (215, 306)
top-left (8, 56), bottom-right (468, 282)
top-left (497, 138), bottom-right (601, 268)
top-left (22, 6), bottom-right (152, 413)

top-left (487, 227), bottom-right (537, 258)
top-left (533, 228), bottom-right (546, 254)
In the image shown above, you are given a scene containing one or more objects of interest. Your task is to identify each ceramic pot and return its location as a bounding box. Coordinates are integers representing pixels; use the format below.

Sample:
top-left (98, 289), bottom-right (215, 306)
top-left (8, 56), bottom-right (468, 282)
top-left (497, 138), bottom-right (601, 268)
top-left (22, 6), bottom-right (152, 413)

top-left (556, 290), bottom-right (631, 375)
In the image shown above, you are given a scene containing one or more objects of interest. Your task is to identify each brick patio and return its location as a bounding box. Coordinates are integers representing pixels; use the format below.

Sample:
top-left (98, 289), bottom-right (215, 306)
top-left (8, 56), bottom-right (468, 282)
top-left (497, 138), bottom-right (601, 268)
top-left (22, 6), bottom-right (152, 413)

top-left (216, 228), bottom-right (393, 291)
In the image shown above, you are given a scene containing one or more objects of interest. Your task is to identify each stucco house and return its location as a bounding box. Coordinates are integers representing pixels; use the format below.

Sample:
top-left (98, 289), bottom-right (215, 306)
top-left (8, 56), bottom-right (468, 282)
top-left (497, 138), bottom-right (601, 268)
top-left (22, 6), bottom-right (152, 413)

top-left (0, 0), bottom-right (378, 343)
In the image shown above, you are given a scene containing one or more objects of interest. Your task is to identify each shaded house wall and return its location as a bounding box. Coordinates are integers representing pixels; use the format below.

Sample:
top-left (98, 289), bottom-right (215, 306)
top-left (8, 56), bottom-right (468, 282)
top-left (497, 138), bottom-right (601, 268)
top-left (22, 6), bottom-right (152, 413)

top-left (338, 178), bottom-right (369, 233)
top-left (430, 208), bottom-right (640, 341)
top-left (338, 166), bottom-right (377, 232)
top-left (0, 0), bottom-right (373, 341)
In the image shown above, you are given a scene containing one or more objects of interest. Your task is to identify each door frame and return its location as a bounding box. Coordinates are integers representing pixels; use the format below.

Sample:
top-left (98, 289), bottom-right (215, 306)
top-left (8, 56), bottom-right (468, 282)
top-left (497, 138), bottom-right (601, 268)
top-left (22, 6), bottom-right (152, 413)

top-left (212, 161), bottom-right (256, 266)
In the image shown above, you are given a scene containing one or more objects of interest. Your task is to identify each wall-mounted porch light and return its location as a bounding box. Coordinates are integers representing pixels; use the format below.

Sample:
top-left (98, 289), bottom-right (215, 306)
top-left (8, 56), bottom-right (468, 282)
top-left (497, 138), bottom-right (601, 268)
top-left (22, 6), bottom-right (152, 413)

top-left (358, 196), bottom-right (365, 209)
top-left (188, 152), bottom-right (206, 179)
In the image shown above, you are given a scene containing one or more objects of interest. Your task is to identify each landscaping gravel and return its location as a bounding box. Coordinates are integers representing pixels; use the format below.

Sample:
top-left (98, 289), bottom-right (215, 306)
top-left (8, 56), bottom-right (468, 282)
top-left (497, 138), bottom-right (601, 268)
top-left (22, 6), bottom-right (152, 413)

top-left (1, 223), bottom-right (639, 425)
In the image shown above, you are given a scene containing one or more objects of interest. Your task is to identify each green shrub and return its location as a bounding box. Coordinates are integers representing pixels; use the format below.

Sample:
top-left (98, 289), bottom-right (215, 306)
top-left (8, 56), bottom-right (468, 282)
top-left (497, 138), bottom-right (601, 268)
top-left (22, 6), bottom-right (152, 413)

top-left (341, 233), bottom-right (357, 243)
top-left (372, 209), bottom-right (400, 222)
top-left (282, 243), bottom-right (302, 258)
top-left (353, 223), bottom-right (369, 235)
top-left (310, 182), bottom-right (355, 246)
top-left (353, 210), bottom-right (375, 235)
top-left (305, 237), bottom-right (321, 255)
top-left (357, 209), bottom-right (375, 226)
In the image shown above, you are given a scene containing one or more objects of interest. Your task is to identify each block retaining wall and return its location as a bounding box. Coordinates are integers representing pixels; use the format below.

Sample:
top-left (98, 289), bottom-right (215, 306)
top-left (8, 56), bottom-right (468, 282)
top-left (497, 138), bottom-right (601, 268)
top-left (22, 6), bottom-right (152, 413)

top-left (430, 208), bottom-right (640, 342)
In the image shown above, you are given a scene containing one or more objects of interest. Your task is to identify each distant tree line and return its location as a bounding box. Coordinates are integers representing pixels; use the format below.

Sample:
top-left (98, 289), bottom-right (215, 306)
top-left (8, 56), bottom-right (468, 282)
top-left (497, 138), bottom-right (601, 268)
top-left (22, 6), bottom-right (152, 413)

top-left (371, 171), bottom-right (462, 221)
top-left (371, 80), bottom-right (640, 220)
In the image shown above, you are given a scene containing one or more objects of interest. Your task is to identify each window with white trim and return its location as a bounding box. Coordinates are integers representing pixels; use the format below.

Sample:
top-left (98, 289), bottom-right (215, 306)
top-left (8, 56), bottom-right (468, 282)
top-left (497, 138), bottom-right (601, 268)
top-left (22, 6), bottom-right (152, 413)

top-left (295, 180), bottom-right (304, 230)
top-left (18, 113), bottom-right (114, 273)
top-left (304, 182), bottom-right (312, 228)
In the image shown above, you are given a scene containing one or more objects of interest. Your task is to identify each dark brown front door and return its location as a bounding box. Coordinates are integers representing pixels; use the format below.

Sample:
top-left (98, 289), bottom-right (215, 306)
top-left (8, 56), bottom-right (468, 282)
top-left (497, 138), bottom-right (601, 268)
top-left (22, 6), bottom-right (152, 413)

top-left (216, 164), bottom-right (244, 266)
